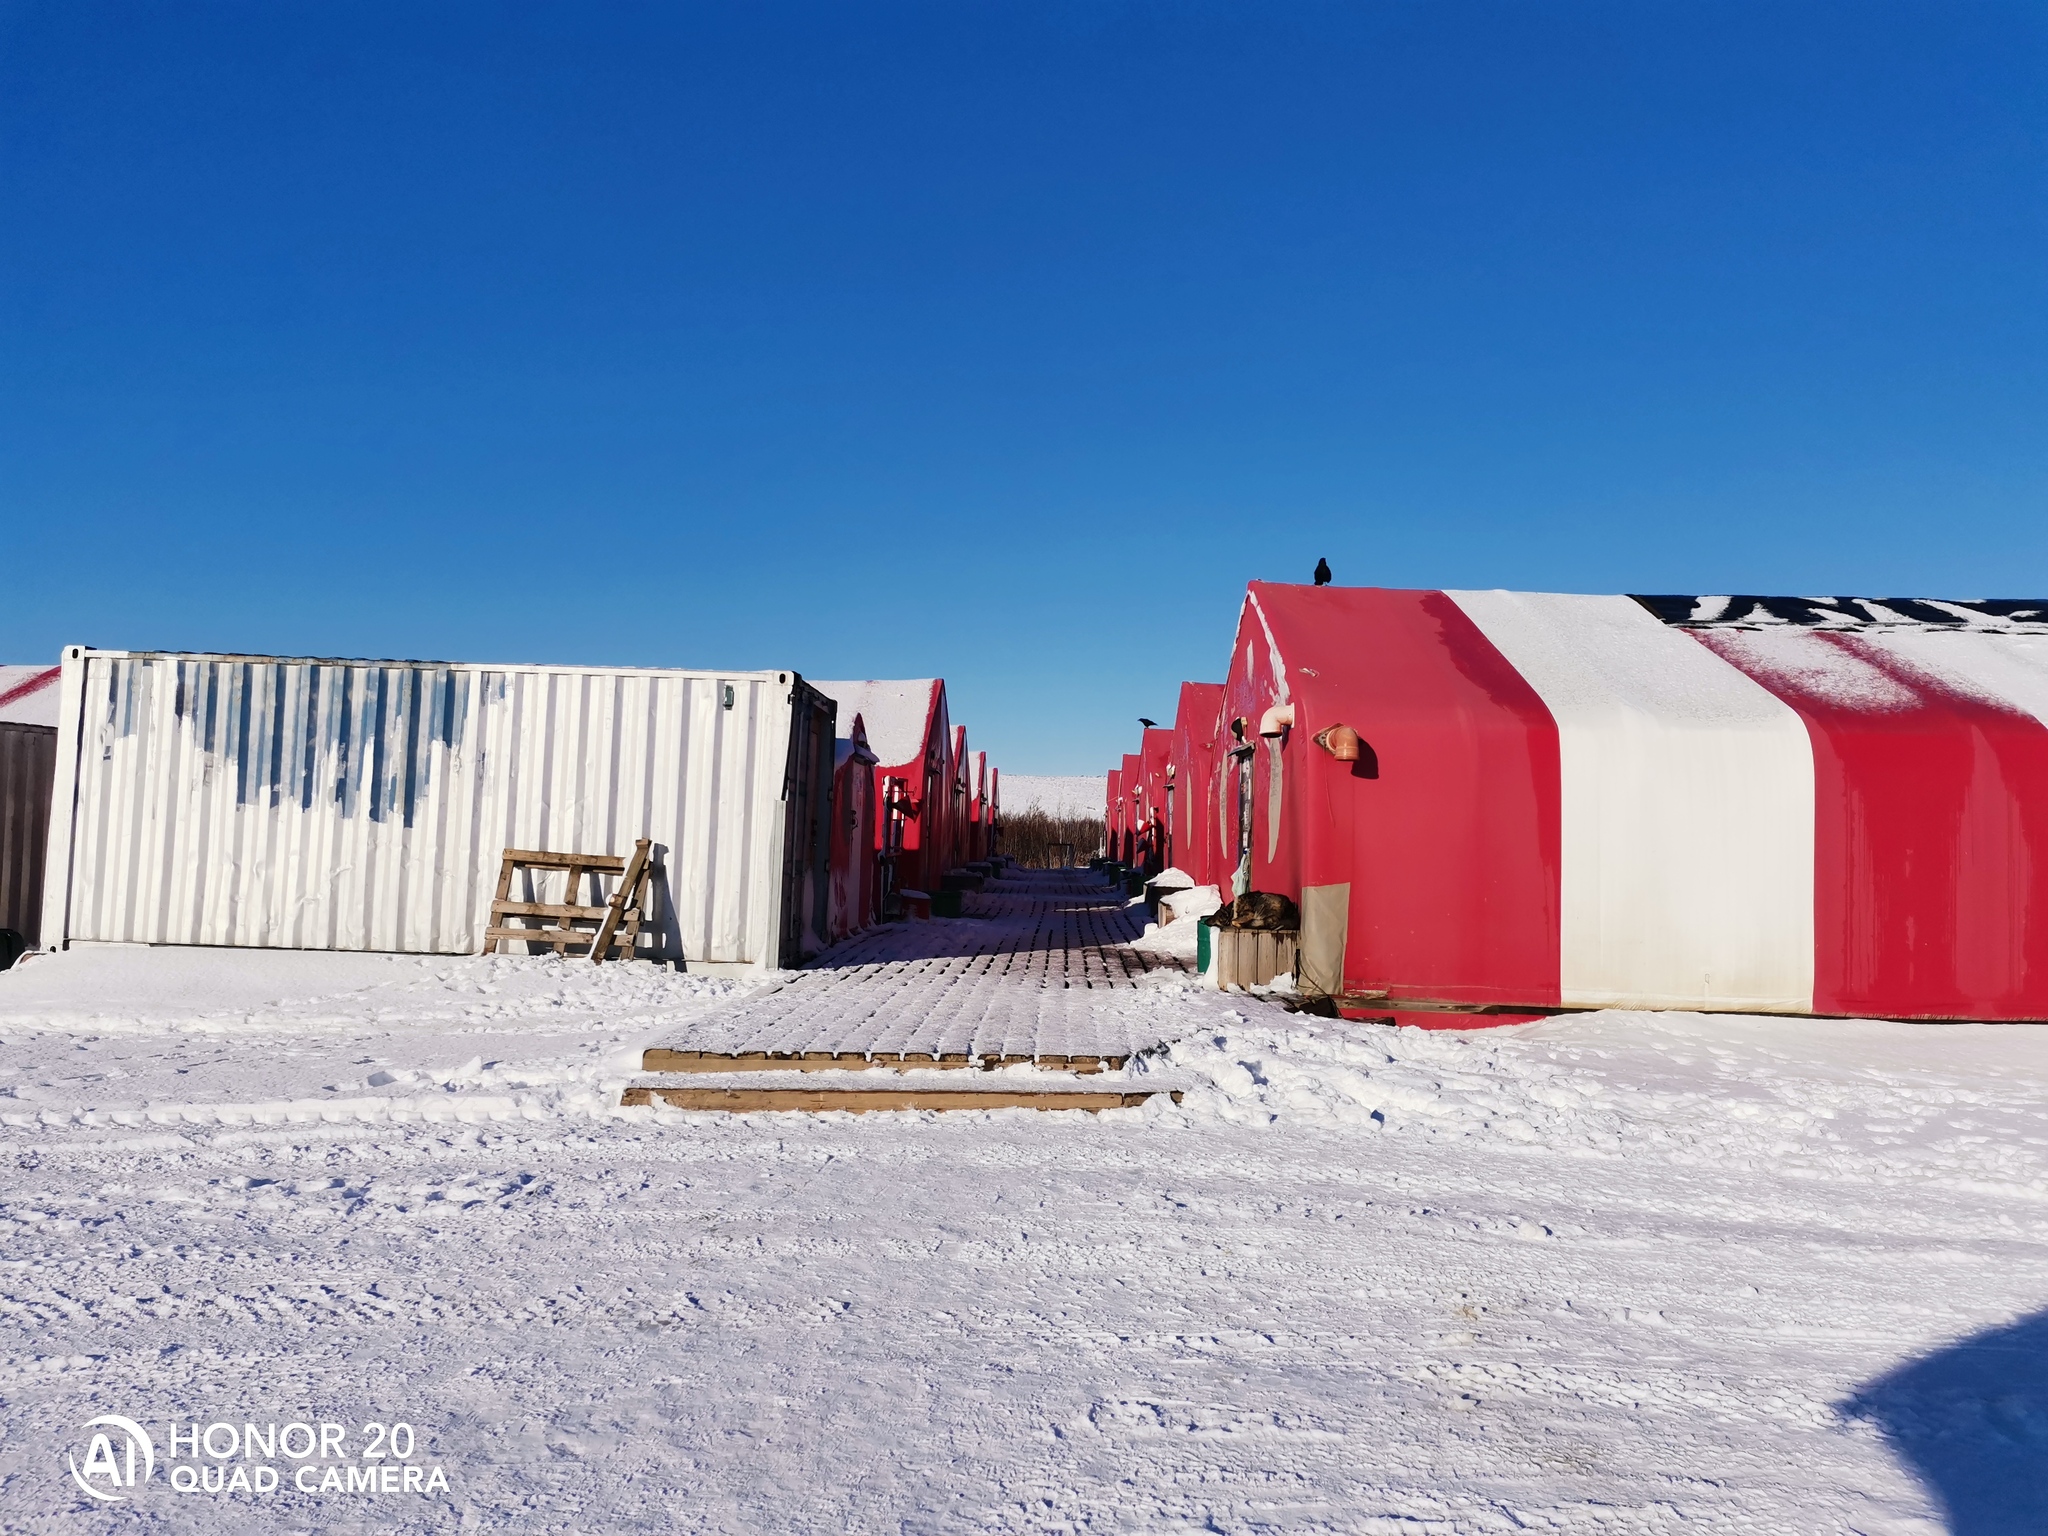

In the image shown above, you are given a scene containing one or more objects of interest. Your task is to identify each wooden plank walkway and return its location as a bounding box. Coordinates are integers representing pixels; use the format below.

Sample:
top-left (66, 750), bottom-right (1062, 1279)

top-left (621, 1085), bottom-right (1177, 1114)
top-left (641, 868), bottom-right (1192, 1064)
top-left (642, 1049), bottom-right (1128, 1074)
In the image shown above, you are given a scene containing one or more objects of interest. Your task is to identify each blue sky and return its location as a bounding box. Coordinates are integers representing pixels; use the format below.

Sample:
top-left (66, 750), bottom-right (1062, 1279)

top-left (3, 2), bottom-right (2043, 773)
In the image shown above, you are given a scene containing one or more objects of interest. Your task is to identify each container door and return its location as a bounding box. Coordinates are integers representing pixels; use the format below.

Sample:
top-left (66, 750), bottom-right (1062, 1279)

top-left (0, 722), bottom-right (57, 951)
top-left (777, 689), bottom-right (836, 966)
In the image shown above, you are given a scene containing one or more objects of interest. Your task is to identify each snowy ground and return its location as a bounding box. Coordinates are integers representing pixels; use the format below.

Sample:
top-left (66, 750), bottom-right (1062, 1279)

top-left (3, 872), bottom-right (2047, 1532)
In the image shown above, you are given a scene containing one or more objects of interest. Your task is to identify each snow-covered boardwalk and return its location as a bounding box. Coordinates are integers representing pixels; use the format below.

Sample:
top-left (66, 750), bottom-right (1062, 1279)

top-left (649, 867), bottom-right (1189, 1062)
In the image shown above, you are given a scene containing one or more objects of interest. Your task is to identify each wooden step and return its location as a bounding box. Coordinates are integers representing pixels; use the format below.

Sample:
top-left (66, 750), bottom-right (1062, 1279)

top-left (621, 1086), bottom-right (1178, 1114)
top-left (640, 1048), bottom-right (1128, 1075)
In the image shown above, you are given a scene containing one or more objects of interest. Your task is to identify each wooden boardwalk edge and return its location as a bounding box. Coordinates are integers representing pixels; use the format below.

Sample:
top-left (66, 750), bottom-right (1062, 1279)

top-left (641, 1048), bottom-right (1129, 1075)
top-left (621, 1086), bottom-right (1180, 1114)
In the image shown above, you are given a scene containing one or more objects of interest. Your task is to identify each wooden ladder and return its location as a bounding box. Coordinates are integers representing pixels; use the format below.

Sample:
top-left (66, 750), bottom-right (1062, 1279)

top-left (485, 839), bottom-right (653, 963)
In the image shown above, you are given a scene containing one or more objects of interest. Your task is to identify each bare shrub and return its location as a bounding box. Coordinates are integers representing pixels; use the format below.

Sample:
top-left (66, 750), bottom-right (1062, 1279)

top-left (1001, 811), bottom-right (1105, 868)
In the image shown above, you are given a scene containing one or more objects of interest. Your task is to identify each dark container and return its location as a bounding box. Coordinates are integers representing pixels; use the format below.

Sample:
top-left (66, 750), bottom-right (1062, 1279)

top-left (0, 721), bottom-right (56, 959)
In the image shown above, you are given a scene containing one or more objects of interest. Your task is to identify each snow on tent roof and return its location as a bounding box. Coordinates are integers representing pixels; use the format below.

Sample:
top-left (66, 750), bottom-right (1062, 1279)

top-left (0, 665), bottom-right (60, 727)
top-left (809, 680), bottom-right (939, 769)
top-left (834, 713), bottom-right (877, 771)
top-left (1631, 594), bottom-right (2048, 631)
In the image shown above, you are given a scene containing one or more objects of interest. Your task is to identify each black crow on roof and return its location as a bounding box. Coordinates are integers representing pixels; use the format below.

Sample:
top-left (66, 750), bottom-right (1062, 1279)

top-left (1314, 557), bottom-right (1332, 586)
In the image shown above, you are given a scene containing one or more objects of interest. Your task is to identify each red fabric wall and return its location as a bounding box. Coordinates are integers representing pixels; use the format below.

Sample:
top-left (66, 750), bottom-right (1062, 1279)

top-left (972, 750), bottom-right (988, 861)
top-left (1695, 630), bottom-right (2048, 1020)
top-left (1230, 584), bottom-right (1563, 1007)
top-left (828, 735), bottom-right (878, 941)
top-left (1119, 753), bottom-right (1142, 863)
top-left (867, 684), bottom-right (949, 896)
top-left (1169, 682), bottom-right (1225, 886)
top-left (1138, 727), bottom-right (1173, 873)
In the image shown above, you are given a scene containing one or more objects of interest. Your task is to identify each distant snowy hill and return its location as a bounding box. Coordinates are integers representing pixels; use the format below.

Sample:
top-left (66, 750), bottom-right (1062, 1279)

top-left (1001, 774), bottom-right (1101, 819)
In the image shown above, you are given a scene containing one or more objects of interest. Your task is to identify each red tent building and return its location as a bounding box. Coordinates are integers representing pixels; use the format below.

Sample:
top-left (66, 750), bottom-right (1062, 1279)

top-left (1167, 682), bottom-right (1225, 886)
top-left (1118, 752), bottom-right (1142, 864)
top-left (827, 714), bottom-right (880, 941)
top-left (986, 764), bottom-right (1000, 861)
top-left (813, 679), bottom-right (953, 908)
top-left (971, 750), bottom-right (991, 862)
top-left (951, 725), bottom-right (972, 871)
top-left (1137, 726), bottom-right (1173, 875)
top-left (1219, 582), bottom-right (2048, 1021)
top-left (1104, 765), bottom-right (1125, 862)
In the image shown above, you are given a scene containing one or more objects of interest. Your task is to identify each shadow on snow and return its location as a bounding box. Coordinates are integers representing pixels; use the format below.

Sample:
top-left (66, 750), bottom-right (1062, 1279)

top-left (1843, 1308), bottom-right (2048, 1535)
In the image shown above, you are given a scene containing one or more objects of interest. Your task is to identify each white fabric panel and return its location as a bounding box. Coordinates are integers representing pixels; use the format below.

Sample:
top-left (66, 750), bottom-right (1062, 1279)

top-left (1448, 591), bottom-right (1816, 1012)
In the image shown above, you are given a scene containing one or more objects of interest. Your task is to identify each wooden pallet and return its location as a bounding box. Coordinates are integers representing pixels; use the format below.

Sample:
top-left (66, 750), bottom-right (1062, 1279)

top-left (485, 839), bottom-right (652, 962)
top-left (620, 1085), bottom-right (1177, 1113)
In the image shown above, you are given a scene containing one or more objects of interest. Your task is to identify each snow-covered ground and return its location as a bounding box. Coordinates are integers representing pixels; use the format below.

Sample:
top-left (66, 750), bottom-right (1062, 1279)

top-left (4, 874), bottom-right (2047, 1532)
top-left (1132, 882), bottom-right (1225, 966)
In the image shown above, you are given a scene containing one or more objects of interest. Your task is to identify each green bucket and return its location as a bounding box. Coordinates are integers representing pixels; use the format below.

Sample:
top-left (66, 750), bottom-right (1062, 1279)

top-left (932, 889), bottom-right (963, 918)
top-left (1196, 921), bottom-right (1212, 973)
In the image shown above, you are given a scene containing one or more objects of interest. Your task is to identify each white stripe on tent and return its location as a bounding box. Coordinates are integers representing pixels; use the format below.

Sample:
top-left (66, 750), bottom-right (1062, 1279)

top-left (1448, 591), bottom-right (1816, 1013)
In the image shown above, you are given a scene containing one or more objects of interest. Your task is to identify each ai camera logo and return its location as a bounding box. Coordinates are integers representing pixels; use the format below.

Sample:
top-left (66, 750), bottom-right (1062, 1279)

top-left (68, 1415), bottom-right (156, 1503)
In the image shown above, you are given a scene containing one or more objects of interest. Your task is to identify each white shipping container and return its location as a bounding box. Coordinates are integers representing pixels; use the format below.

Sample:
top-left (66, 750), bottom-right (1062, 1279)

top-left (40, 648), bottom-right (838, 970)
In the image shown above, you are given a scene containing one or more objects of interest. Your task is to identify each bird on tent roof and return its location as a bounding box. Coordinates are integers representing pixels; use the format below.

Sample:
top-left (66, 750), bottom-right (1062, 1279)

top-left (1314, 557), bottom-right (1332, 586)
top-left (1139, 718), bottom-right (1157, 728)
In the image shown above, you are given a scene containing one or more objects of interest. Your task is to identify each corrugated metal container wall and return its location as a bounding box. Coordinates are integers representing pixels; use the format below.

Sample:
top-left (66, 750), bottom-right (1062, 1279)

top-left (43, 649), bottom-right (832, 968)
top-left (781, 684), bottom-right (838, 964)
top-left (1, 722), bottom-right (56, 946)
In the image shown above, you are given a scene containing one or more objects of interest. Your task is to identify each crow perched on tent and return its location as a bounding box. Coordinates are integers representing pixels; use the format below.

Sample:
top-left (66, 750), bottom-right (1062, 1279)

top-left (1139, 718), bottom-right (1157, 728)
top-left (1314, 557), bottom-right (1332, 586)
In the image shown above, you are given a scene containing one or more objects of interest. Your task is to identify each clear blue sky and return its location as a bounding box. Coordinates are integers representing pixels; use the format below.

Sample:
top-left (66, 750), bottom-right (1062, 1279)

top-left (4, 3), bottom-right (2043, 773)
